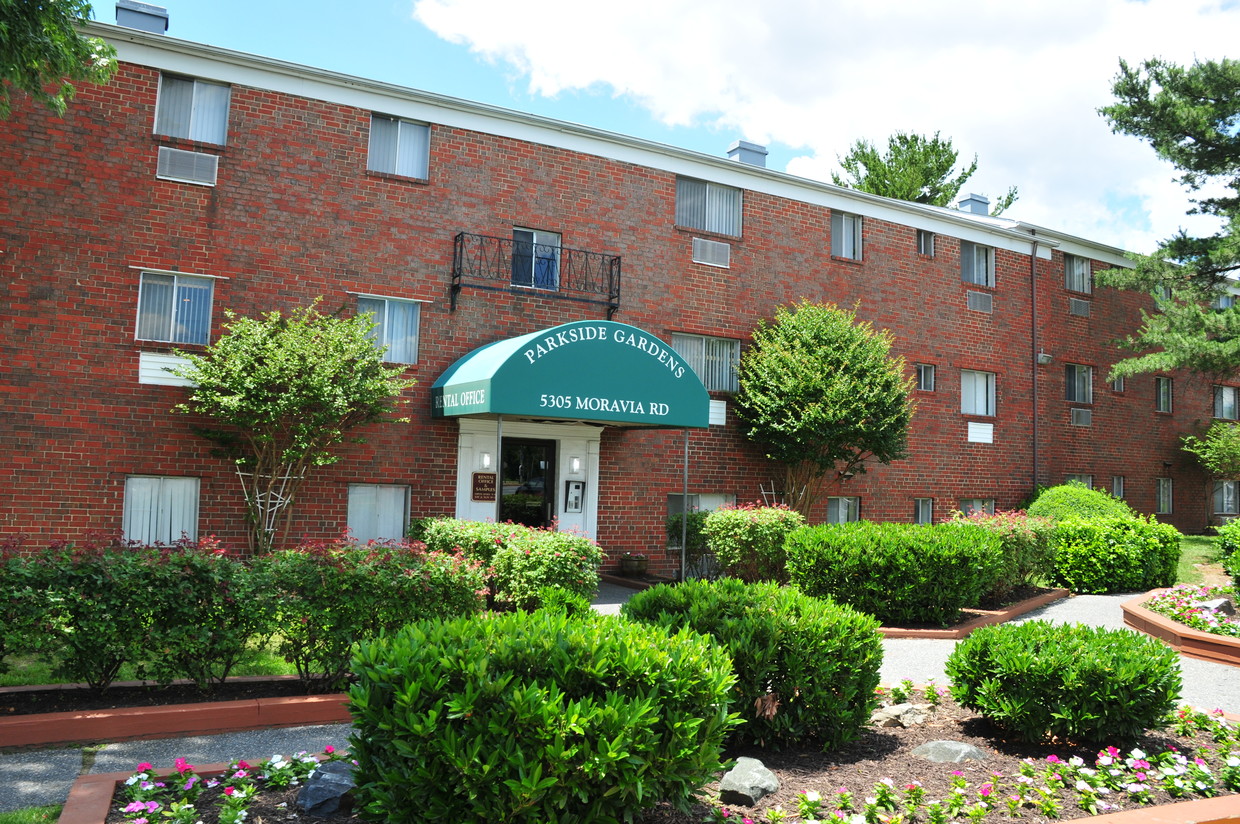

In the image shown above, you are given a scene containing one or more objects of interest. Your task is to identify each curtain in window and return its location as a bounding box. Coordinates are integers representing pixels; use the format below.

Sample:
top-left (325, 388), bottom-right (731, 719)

top-left (1215, 481), bottom-right (1238, 515)
top-left (190, 81), bottom-right (230, 144)
top-left (155, 76), bottom-right (194, 139)
top-left (1216, 386), bottom-right (1238, 419)
top-left (676, 178), bottom-right (740, 236)
top-left (395, 121), bottom-right (429, 178)
top-left (384, 300), bottom-right (419, 363)
top-left (123, 477), bottom-right (199, 544)
top-left (137, 274), bottom-right (175, 340)
top-left (348, 484), bottom-right (409, 543)
top-left (533, 238), bottom-right (559, 289)
top-left (173, 278), bottom-right (212, 344)
top-left (368, 115), bottom-right (399, 173)
top-left (961, 371), bottom-right (994, 415)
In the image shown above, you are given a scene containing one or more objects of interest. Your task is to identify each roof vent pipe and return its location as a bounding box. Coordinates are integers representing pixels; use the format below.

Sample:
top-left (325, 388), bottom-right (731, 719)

top-left (957, 193), bottom-right (990, 215)
top-left (727, 140), bottom-right (768, 168)
top-left (116, 0), bottom-right (169, 33)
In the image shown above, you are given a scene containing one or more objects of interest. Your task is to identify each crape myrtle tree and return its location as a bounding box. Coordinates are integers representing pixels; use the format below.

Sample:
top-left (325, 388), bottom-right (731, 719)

top-left (733, 301), bottom-right (915, 519)
top-left (1183, 421), bottom-right (1240, 481)
top-left (173, 300), bottom-right (414, 554)
top-left (0, 0), bottom-right (117, 119)
top-left (832, 131), bottom-right (1019, 215)
top-left (1097, 57), bottom-right (1240, 380)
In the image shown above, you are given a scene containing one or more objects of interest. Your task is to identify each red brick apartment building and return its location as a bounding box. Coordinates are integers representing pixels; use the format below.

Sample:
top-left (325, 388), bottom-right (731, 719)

top-left (2, 14), bottom-right (1235, 572)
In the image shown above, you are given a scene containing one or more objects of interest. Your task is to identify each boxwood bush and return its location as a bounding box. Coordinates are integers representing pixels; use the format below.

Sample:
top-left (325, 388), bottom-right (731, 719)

top-left (946, 620), bottom-right (1181, 744)
top-left (348, 610), bottom-right (738, 824)
top-left (622, 578), bottom-right (881, 750)
top-left (1217, 518), bottom-right (1240, 559)
top-left (1049, 517), bottom-right (1181, 594)
top-left (702, 504), bottom-right (805, 583)
top-left (1027, 481), bottom-right (1136, 522)
top-left (785, 522), bottom-right (1004, 625)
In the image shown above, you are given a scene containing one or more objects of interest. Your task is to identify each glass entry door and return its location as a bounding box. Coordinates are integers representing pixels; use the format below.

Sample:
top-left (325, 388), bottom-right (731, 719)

top-left (500, 438), bottom-right (556, 527)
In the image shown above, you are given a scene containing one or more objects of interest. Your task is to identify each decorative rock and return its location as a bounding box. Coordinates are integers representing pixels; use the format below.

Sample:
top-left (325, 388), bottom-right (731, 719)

top-left (911, 740), bottom-right (990, 763)
top-left (870, 702), bottom-right (931, 728)
top-left (719, 756), bottom-right (780, 806)
top-left (1202, 597), bottom-right (1236, 616)
top-left (296, 761), bottom-right (355, 817)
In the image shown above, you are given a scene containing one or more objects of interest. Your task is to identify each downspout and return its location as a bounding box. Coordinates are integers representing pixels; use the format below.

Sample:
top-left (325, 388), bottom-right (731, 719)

top-left (1029, 232), bottom-right (1040, 493)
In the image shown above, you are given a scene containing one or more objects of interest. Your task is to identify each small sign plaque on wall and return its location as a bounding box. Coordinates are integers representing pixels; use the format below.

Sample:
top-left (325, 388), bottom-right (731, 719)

top-left (471, 472), bottom-right (497, 502)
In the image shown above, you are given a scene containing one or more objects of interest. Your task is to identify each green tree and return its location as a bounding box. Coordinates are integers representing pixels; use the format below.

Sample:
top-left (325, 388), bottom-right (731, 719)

top-left (832, 131), bottom-right (1018, 215)
top-left (1182, 421), bottom-right (1240, 480)
top-left (174, 301), bottom-right (414, 553)
top-left (1097, 57), bottom-right (1240, 379)
top-left (733, 301), bottom-right (915, 518)
top-left (0, 0), bottom-right (117, 119)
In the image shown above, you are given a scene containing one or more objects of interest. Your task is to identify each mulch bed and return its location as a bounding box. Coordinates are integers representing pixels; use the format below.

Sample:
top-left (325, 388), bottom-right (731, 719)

top-left (0, 679), bottom-right (318, 717)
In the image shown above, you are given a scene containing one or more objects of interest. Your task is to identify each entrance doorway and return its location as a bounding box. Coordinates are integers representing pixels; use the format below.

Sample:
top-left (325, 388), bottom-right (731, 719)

top-left (500, 438), bottom-right (556, 527)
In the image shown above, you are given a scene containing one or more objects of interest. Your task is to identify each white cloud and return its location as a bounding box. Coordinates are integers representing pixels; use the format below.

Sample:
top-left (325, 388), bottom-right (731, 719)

top-left (412, 0), bottom-right (1238, 252)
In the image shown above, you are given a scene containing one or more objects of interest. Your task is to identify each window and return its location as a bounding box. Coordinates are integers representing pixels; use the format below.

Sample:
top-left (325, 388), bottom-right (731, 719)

top-left (347, 484), bottom-right (410, 543)
top-left (1112, 476), bottom-right (1125, 499)
top-left (1213, 294), bottom-right (1236, 310)
top-left (959, 498), bottom-right (995, 516)
top-left (675, 177), bottom-right (742, 236)
top-left (667, 493), bottom-right (734, 517)
top-left (1155, 377), bottom-right (1173, 413)
top-left (1215, 385), bottom-right (1239, 420)
top-left (1215, 481), bottom-right (1240, 516)
top-left (155, 74), bottom-right (230, 145)
top-left (914, 498), bottom-right (933, 524)
top-left (915, 364), bottom-right (935, 392)
top-left (672, 333), bottom-right (741, 392)
top-left (123, 476), bottom-right (199, 544)
top-left (1155, 477), bottom-right (1173, 515)
top-left (136, 272), bottom-right (214, 344)
top-left (1065, 474), bottom-right (1094, 488)
top-left (960, 241), bottom-right (994, 288)
top-left (1065, 364), bottom-right (1093, 404)
top-left (827, 496), bottom-right (860, 523)
top-left (1111, 375), bottom-right (1125, 393)
top-left (367, 114), bottom-right (430, 179)
top-left (916, 230), bottom-right (935, 257)
top-left (831, 211), bottom-right (862, 260)
top-left (511, 228), bottom-right (560, 290)
top-left (1065, 254), bottom-right (1092, 293)
top-left (961, 369), bottom-right (995, 416)
top-left (357, 296), bottom-right (420, 364)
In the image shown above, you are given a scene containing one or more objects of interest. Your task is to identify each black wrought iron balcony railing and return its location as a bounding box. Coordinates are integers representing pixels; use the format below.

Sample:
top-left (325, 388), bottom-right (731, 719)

top-left (451, 232), bottom-right (622, 319)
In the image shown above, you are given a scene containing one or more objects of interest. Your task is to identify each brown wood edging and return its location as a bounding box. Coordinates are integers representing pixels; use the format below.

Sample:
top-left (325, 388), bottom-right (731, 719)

top-left (1123, 590), bottom-right (1240, 668)
top-left (877, 588), bottom-right (1071, 639)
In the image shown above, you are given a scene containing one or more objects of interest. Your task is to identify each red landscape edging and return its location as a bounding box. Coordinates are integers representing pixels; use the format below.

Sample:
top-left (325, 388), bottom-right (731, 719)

top-left (1123, 591), bottom-right (1240, 668)
top-left (878, 588), bottom-right (1071, 639)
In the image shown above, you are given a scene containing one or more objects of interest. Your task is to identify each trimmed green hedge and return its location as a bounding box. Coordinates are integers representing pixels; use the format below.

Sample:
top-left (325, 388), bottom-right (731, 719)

top-left (1027, 481), bottom-right (1136, 522)
top-left (785, 522), bottom-right (1005, 625)
top-left (348, 610), bottom-right (737, 824)
top-left (702, 504), bottom-right (805, 583)
top-left (622, 578), bottom-right (881, 750)
top-left (1049, 517), bottom-right (1181, 594)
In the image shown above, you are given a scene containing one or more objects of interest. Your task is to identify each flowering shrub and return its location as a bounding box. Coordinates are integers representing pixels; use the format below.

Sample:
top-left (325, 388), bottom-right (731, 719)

top-left (785, 522), bottom-right (1005, 625)
top-left (947, 620), bottom-right (1181, 744)
top-left (1050, 516), bottom-right (1181, 593)
top-left (348, 609), bottom-right (737, 823)
top-left (947, 509), bottom-right (1055, 602)
top-left (1145, 583), bottom-right (1240, 637)
top-left (623, 578), bottom-right (882, 750)
top-left (702, 503), bottom-right (805, 583)
top-left (260, 539), bottom-right (487, 691)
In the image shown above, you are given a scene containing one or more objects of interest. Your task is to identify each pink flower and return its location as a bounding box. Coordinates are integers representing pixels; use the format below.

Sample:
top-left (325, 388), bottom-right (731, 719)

top-left (324, 745), bottom-right (335, 754)
top-left (224, 787), bottom-right (235, 796)
top-left (136, 762), bottom-right (152, 772)
top-left (236, 760), bottom-right (251, 769)
top-left (1046, 754), bottom-right (1062, 763)
top-left (174, 757), bottom-right (193, 774)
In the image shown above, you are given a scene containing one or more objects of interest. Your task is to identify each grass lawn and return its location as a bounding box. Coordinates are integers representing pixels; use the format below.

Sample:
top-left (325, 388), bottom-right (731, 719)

top-left (1177, 534), bottom-right (1228, 585)
top-left (0, 807), bottom-right (60, 824)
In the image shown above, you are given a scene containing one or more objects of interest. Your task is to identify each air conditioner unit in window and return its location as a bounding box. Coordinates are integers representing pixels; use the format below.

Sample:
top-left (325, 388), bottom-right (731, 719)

top-left (1070, 407), bottom-right (1092, 426)
top-left (157, 146), bottom-right (219, 186)
top-left (966, 290), bottom-right (993, 313)
top-left (1069, 297), bottom-right (1091, 317)
top-left (692, 237), bottom-right (730, 268)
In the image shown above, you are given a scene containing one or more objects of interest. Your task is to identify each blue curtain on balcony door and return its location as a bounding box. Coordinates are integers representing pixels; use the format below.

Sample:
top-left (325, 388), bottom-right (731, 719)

top-left (533, 240), bottom-right (558, 289)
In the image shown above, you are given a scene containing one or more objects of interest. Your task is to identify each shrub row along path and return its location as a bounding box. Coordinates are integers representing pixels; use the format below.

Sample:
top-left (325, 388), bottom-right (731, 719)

top-left (3, 587), bottom-right (1238, 814)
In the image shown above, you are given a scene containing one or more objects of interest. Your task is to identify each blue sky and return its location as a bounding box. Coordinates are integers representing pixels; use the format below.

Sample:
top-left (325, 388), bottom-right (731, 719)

top-left (91, 0), bottom-right (1238, 254)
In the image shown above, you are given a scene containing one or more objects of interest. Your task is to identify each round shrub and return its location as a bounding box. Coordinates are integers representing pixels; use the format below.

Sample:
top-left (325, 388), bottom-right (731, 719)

top-left (1027, 481), bottom-right (1136, 522)
top-left (1050, 516), bottom-right (1181, 593)
top-left (702, 504), bottom-right (806, 582)
top-left (1217, 518), bottom-right (1240, 559)
top-left (348, 610), bottom-right (737, 824)
top-left (785, 522), bottom-right (1005, 625)
top-left (946, 620), bottom-right (1181, 744)
top-left (622, 578), bottom-right (881, 750)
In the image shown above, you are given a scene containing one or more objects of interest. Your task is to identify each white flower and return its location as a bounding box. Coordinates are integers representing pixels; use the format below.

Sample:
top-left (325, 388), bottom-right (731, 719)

top-left (1075, 780), bottom-right (1091, 791)
top-left (1098, 756), bottom-right (1113, 766)
top-left (1069, 756), bottom-right (1085, 767)
top-left (1226, 756), bottom-right (1240, 767)
top-left (1128, 748), bottom-right (1145, 760)
top-left (803, 791), bottom-right (822, 803)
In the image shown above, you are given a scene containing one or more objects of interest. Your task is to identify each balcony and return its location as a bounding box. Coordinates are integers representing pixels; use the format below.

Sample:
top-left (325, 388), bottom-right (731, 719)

top-left (451, 232), bottom-right (622, 319)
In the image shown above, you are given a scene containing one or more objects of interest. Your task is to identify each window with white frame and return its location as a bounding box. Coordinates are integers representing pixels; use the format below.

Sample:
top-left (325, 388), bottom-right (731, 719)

top-left (1065, 254), bottom-right (1092, 293)
top-left (959, 498), bottom-right (995, 516)
top-left (672, 333), bottom-right (740, 392)
top-left (123, 476), bottom-right (199, 544)
top-left (1112, 476), bottom-right (1125, 499)
top-left (1214, 480), bottom-right (1240, 516)
top-left (831, 211), bottom-right (862, 260)
top-left (1213, 294), bottom-right (1237, 310)
top-left (675, 177), bottom-right (742, 236)
top-left (1215, 385), bottom-right (1239, 420)
top-left (1111, 375), bottom-right (1125, 393)
top-left (511, 228), bottom-right (560, 290)
top-left (1155, 477), bottom-right (1172, 515)
top-left (914, 498), bottom-right (933, 524)
top-left (960, 241), bottom-right (994, 288)
top-left (1065, 364), bottom-right (1093, 404)
top-left (961, 369), bottom-right (995, 416)
top-left (1155, 377), bottom-right (1173, 413)
top-left (827, 496), bottom-right (860, 523)
top-left (155, 74), bottom-right (230, 145)
top-left (1065, 474), bottom-right (1094, 488)
top-left (667, 493), bottom-right (734, 516)
top-left (136, 272), bottom-right (214, 344)
top-left (916, 230), bottom-right (935, 257)
top-left (916, 364), bottom-right (935, 391)
top-left (357, 296), bottom-right (420, 364)
top-left (367, 114), bottom-right (430, 179)
top-left (347, 484), bottom-right (410, 543)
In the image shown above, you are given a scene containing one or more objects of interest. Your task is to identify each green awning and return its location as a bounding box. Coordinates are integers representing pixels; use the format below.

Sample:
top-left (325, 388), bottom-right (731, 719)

top-left (432, 320), bottom-right (711, 428)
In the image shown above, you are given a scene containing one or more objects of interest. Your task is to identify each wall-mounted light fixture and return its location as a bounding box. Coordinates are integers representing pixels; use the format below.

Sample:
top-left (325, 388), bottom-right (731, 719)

top-left (570, 456), bottom-right (582, 474)
top-left (480, 452), bottom-right (492, 470)
top-left (1036, 351), bottom-right (1053, 365)
top-left (839, 469), bottom-right (855, 481)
